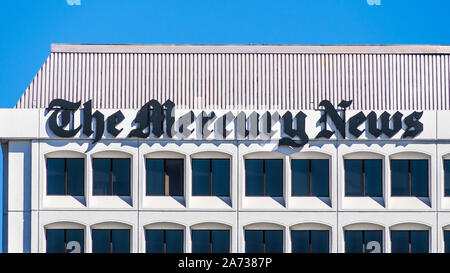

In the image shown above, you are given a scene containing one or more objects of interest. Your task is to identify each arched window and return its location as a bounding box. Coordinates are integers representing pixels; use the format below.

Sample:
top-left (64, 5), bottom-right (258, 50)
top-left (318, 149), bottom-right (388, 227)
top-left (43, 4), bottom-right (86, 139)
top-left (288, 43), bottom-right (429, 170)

top-left (91, 222), bottom-right (132, 253)
top-left (144, 222), bottom-right (185, 253)
top-left (390, 223), bottom-right (430, 253)
top-left (343, 223), bottom-right (384, 253)
top-left (244, 222), bottom-right (284, 253)
top-left (290, 223), bottom-right (330, 253)
top-left (44, 222), bottom-right (85, 253)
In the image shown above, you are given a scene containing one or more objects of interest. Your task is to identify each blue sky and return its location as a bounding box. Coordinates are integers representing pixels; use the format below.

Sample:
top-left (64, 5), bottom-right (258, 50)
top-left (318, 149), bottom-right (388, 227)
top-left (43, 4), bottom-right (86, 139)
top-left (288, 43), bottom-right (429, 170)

top-left (0, 0), bottom-right (449, 252)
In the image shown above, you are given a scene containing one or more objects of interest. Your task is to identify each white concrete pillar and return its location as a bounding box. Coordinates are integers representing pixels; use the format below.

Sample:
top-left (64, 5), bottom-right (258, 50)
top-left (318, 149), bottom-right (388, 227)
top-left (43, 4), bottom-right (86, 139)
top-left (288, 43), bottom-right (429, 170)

top-left (4, 141), bottom-right (32, 253)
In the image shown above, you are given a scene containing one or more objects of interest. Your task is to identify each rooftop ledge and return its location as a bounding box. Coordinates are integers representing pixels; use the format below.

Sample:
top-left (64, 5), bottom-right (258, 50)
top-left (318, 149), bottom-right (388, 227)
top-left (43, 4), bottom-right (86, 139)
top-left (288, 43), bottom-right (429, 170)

top-left (51, 44), bottom-right (450, 54)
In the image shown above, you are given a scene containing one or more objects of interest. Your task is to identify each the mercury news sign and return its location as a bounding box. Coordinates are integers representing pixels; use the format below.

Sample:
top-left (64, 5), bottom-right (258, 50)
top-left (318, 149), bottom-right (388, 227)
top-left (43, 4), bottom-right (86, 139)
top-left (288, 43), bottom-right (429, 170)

top-left (45, 99), bottom-right (424, 147)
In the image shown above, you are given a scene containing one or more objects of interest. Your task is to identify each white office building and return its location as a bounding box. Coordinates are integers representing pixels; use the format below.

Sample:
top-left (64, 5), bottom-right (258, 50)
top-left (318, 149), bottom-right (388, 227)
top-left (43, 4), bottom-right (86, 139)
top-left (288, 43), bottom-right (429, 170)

top-left (2, 44), bottom-right (450, 253)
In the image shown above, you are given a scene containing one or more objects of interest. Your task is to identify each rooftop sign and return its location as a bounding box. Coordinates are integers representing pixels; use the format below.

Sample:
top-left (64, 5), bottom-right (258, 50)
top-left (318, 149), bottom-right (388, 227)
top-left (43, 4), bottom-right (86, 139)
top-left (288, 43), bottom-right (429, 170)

top-left (46, 99), bottom-right (424, 148)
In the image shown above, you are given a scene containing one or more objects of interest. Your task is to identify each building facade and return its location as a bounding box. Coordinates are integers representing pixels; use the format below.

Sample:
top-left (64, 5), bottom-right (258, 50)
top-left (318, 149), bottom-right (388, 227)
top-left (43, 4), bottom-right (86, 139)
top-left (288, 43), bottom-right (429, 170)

top-left (2, 44), bottom-right (450, 253)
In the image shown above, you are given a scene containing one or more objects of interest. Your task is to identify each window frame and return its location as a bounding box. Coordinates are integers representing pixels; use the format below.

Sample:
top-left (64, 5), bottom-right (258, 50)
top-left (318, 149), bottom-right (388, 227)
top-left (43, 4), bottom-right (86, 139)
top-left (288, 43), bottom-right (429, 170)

top-left (145, 158), bottom-right (185, 197)
top-left (46, 157), bottom-right (85, 196)
top-left (291, 158), bottom-right (329, 197)
top-left (344, 159), bottom-right (383, 197)
top-left (91, 228), bottom-right (131, 253)
top-left (444, 159), bottom-right (450, 197)
top-left (192, 158), bottom-right (230, 197)
top-left (291, 230), bottom-right (330, 253)
top-left (244, 229), bottom-right (284, 253)
top-left (145, 229), bottom-right (184, 253)
top-left (191, 229), bottom-right (230, 253)
top-left (444, 230), bottom-right (450, 253)
top-left (390, 230), bottom-right (429, 253)
top-left (92, 157), bottom-right (131, 196)
top-left (344, 230), bottom-right (383, 253)
top-left (245, 159), bottom-right (283, 197)
top-left (390, 159), bottom-right (429, 197)
top-left (45, 228), bottom-right (85, 253)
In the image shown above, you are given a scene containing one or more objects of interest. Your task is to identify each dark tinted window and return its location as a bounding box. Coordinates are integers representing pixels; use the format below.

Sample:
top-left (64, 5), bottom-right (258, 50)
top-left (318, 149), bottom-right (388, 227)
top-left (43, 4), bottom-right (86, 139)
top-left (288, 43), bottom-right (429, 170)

top-left (192, 159), bottom-right (230, 196)
top-left (410, 160), bottom-right (428, 196)
top-left (391, 230), bottom-right (428, 253)
top-left (445, 231), bottom-right (450, 253)
top-left (365, 160), bottom-right (383, 196)
top-left (245, 230), bottom-right (283, 253)
top-left (245, 230), bottom-right (263, 253)
top-left (92, 229), bottom-right (130, 253)
top-left (146, 159), bottom-right (184, 196)
top-left (391, 160), bottom-right (428, 197)
top-left (93, 158), bottom-right (130, 196)
top-left (345, 230), bottom-right (383, 253)
top-left (292, 159), bottom-right (329, 197)
top-left (192, 230), bottom-right (230, 253)
top-left (245, 159), bottom-right (282, 197)
top-left (46, 229), bottom-right (84, 253)
top-left (47, 158), bottom-right (84, 196)
top-left (146, 229), bottom-right (184, 253)
top-left (245, 160), bottom-right (263, 196)
top-left (112, 159), bottom-right (131, 196)
top-left (291, 230), bottom-right (329, 253)
top-left (444, 160), bottom-right (450, 196)
top-left (344, 159), bottom-right (382, 197)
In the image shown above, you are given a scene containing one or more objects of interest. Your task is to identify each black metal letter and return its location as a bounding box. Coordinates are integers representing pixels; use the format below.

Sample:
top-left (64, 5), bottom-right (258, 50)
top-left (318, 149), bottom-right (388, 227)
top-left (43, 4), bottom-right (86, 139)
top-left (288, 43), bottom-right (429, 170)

top-left (106, 110), bottom-right (125, 137)
top-left (46, 99), bottom-right (82, 137)
top-left (279, 111), bottom-right (309, 147)
top-left (348, 111), bottom-right (367, 138)
top-left (402, 111), bottom-right (423, 138)
top-left (367, 111), bottom-right (403, 138)
top-left (82, 100), bottom-right (105, 143)
top-left (315, 100), bottom-right (351, 139)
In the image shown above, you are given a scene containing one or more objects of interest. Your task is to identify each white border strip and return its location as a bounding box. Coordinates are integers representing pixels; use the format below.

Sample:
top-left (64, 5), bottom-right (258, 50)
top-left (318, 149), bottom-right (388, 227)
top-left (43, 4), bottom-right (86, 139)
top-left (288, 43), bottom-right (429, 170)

top-left (51, 44), bottom-right (450, 54)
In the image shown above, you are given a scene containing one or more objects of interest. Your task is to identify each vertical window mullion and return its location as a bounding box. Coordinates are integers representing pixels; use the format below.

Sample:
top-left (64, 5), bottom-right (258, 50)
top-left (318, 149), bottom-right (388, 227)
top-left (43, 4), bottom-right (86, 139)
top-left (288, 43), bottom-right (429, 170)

top-left (209, 160), bottom-right (213, 196)
top-left (362, 231), bottom-right (365, 253)
top-left (110, 159), bottom-right (114, 195)
top-left (262, 231), bottom-right (266, 253)
top-left (263, 160), bottom-right (266, 197)
top-left (163, 230), bottom-right (167, 253)
top-left (209, 231), bottom-right (213, 253)
top-left (164, 160), bottom-right (169, 196)
top-left (64, 159), bottom-right (68, 195)
top-left (361, 160), bottom-right (366, 196)
top-left (110, 230), bottom-right (113, 253)
top-left (63, 230), bottom-right (67, 254)
top-left (308, 160), bottom-right (312, 196)
top-left (408, 160), bottom-right (412, 196)
top-left (308, 231), bottom-right (312, 253)
top-left (408, 231), bottom-right (412, 253)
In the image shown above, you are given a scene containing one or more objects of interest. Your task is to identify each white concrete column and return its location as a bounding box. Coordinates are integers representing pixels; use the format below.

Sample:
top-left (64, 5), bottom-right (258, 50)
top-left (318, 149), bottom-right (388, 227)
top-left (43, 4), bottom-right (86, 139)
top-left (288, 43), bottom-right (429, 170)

top-left (4, 141), bottom-right (32, 253)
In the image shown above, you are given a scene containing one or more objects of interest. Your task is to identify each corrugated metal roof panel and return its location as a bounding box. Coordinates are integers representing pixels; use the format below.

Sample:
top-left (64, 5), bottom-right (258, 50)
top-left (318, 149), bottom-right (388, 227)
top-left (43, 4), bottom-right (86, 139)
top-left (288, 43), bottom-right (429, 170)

top-left (15, 44), bottom-right (450, 110)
